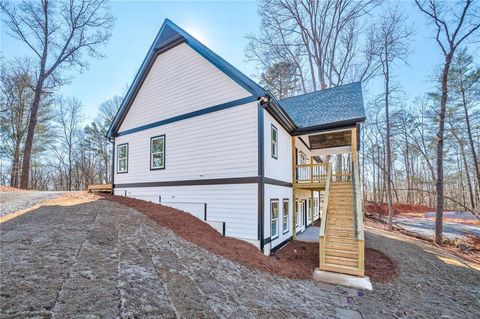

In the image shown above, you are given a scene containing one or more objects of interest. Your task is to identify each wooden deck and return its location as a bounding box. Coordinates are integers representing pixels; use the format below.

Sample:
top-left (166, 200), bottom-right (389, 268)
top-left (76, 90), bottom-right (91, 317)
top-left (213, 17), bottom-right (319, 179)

top-left (87, 184), bottom-right (112, 193)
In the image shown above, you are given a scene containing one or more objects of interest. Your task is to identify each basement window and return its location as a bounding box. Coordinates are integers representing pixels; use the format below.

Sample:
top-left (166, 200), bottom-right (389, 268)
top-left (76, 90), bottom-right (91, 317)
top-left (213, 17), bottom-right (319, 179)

top-left (271, 199), bottom-right (279, 239)
top-left (151, 135), bottom-right (165, 170)
top-left (271, 125), bottom-right (278, 159)
top-left (282, 199), bottom-right (289, 234)
top-left (117, 143), bottom-right (128, 173)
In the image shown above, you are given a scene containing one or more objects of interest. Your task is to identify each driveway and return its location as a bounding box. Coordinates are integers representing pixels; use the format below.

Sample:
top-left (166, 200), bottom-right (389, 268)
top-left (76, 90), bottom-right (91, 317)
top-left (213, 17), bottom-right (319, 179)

top-left (394, 216), bottom-right (480, 240)
top-left (0, 196), bottom-right (361, 319)
top-left (0, 191), bottom-right (65, 217)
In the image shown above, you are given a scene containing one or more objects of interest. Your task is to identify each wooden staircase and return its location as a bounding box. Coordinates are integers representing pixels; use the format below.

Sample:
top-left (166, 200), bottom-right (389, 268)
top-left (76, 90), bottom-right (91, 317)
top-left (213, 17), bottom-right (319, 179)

top-left (320, 181), bottom-right (364, 276)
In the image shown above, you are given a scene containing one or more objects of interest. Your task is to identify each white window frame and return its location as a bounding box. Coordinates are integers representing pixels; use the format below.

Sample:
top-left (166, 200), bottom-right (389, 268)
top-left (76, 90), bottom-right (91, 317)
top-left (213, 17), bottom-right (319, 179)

top-left (150, 135), bottom-right (165, 170)
top-left (117, 143), bottom-right (128, 174)
top-left (282, 199), bottom-right (289, 234)
top-left (271, 125), bottom-right (278, 159)
top-left (271, 199), bottom-right (279, 239)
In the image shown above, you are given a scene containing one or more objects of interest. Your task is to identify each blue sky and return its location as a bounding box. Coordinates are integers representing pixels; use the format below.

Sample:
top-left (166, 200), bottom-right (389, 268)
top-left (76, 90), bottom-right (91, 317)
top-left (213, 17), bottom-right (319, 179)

top-left (2, 0), bottom-right (476, 122)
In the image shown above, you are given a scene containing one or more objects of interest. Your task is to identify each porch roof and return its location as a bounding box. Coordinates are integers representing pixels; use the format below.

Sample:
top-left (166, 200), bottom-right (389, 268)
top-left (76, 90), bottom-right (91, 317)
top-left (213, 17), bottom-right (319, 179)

top-left (278, 82), bottom-right (366, 131)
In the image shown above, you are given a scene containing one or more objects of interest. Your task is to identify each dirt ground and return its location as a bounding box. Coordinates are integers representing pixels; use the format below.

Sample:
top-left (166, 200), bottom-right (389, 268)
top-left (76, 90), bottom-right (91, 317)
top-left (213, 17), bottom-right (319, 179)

top-left (2, 194), bottom-right (479, 318)
top-left (0, 195), bottom-right (361, 318)
top-left (358, 227), bottom-right (480, 319)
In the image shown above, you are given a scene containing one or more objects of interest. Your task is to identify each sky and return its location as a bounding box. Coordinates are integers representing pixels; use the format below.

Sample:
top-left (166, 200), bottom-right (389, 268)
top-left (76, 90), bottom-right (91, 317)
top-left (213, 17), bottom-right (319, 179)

top-left (2, 0), bottom-right (477, 122)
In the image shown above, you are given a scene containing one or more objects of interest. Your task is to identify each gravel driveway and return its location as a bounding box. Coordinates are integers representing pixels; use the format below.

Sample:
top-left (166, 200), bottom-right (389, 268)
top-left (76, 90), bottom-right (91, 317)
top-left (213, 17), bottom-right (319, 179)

top-left (394, 217), bottom-right (480, 240)
top-left (0, 197), bottom-right (362, 319)
top-left (0, 191), bottom-right (65, 217)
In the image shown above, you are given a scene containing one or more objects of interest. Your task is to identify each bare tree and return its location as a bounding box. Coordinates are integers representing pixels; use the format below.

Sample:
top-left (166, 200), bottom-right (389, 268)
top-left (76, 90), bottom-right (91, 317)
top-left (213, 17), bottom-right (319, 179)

top-left (415, 0), bottom-right (480, 244)
top-left (369, 7), bottom-right (412, 230)
top-left (0, 59), bottom-right (34, 187)
top-left (1, 0), bottom-right (114, 189)
top-left (246, 0), bottom-right (380, 92)
top-left (54, 97), bottom-right (83, 191)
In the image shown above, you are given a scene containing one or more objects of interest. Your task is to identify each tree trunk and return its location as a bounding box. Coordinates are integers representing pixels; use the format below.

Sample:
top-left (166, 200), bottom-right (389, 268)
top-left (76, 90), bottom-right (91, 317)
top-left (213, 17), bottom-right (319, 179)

top-left (20, 80), bottom-right (44, 189)
top-left (435, 55), bottom-right (452, 244)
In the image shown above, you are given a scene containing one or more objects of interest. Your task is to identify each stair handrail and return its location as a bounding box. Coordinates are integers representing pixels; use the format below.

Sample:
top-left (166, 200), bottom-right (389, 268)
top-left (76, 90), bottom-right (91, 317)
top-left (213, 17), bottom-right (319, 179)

top-left (319, 163), bottom-right (332, 238)
top-left (352, 161), bottom-right (364, 241)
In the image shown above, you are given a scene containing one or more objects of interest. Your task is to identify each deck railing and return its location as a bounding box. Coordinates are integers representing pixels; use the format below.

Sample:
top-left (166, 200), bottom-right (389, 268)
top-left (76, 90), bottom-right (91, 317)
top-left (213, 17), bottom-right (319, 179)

top-left (295, 162), bottom-right (330, 184)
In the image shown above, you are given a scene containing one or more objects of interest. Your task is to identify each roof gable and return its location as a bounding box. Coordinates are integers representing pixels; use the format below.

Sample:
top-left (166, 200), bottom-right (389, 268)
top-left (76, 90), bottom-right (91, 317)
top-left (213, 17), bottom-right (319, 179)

top-left (107, 19), bottom-right (265, 138)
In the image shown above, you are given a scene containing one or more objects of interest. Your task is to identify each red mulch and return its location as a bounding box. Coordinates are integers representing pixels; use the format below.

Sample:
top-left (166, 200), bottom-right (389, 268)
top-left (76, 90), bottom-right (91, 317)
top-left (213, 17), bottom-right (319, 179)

top-left (101, 194), bottom-right (399, 282)
top-left (0, 186), bottom-right (23, 192)
top-left (274, 241), bottom-right (399, 283)
top-left (365, 248), bottom-right (399, 282)
top-left (100, 194), bottom-right (311, 279)
top-left (365, 201), bottom-right (434, 217)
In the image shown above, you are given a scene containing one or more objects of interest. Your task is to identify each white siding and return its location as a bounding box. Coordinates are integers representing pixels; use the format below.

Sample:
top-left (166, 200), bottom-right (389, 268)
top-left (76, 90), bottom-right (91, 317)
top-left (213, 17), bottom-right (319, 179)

top-left (264, 184), bottom-right (293, 253)
top-left (114, 184), bottom-right (259, 243)
top-left (263, 111), bottom-right (292, 182)
top-left (114, 102), bottom-right (258, 183)
top-left (119, 43), bottom-right (250, 132)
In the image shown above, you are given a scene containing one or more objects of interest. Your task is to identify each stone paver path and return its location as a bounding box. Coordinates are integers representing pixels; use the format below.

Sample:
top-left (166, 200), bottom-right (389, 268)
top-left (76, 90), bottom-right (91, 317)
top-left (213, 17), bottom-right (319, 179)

top-left (0, 198), bottom-right (360, 318)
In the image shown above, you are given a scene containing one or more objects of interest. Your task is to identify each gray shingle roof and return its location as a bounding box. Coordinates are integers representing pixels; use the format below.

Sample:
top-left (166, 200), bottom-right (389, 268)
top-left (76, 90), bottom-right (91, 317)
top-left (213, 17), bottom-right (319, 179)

top-left (278, 82), bottom-right (366, 129)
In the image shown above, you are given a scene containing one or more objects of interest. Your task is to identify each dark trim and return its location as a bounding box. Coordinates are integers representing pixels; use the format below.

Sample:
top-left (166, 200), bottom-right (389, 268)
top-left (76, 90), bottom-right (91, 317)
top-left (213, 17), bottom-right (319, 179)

top-left (158, 195), bottom-right (161, 203)
top-left (271, 124), bottom-right (278, 159)
top-left (150, 135), bottom-right (166, 170)
top-left (116, 96), bottom-right (257, 137)
top-left (257, 103), bottom-right (265, 250)
top-left (298, 137), bottom-right (310, 150)
top-left (114, 176), bottom-right (260, 188)
top-left (263, 236), bottom-right (271, 245)
top-left (155, 36), bottom-right (184, 55)
top-left (282, 198), bottom-right (290, 235)
top-left (292, 120), bottom-right (364, 136)
top-left (116, 143), bottom-right (128, 174)
top-left (270, 199), bottom-right (280, 240)
top-left (263, 177), bottom-right (292, 188)
top-left (222, 222), bottom-right (226, 236)
top-left (204, 203), bottom-right (207, 221)
top-left (270, 236), bottom-right (293, 254)
top-left (110, 138), bottom-right (115, 194)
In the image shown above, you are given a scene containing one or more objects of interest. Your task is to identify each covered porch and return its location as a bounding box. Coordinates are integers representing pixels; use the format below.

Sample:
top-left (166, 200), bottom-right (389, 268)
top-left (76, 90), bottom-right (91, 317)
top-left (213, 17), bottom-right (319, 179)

top-left (291, 126), bottom-right (365, 277)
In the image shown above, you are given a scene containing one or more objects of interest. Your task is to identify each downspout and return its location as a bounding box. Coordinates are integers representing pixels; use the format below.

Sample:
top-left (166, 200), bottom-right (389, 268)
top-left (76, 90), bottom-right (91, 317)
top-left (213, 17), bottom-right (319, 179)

top-left (257, 99), bottom-right (266, 252)
top-left (108, 137), bottom-right (115, 195)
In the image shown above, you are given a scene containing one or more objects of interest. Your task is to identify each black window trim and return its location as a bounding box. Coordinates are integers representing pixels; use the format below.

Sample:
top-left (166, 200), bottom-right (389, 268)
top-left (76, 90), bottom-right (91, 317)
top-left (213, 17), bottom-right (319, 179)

top-left (282, 198), bottom-right (289, 234)
top-left (270, 198), bottom-right (280, 240)
top-left (117, 143), bottom-right (129, 174)
top-left (150, 134), bottom-right (166, 171)
top-left (271, 124), bottom-right (278, 159)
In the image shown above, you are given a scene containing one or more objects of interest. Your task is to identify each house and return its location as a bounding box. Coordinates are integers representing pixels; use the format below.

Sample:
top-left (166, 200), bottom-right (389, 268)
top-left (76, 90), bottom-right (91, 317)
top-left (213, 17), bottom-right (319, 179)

top-left (107, 19), bottom-right (366, 276)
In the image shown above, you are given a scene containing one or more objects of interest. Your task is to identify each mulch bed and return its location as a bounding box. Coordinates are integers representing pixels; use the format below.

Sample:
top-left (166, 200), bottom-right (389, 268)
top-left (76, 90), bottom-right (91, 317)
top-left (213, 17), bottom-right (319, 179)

top-left (365, 201), bottom-right (434, 218)
top-left (101, 194), bottom-right (398, 282)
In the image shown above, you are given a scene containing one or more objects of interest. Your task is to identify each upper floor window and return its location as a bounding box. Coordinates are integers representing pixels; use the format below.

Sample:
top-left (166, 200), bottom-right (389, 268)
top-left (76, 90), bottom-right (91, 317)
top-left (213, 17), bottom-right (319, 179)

top-left (271, 125), bottom-right (278, 159)
top-left (271, 199), bottom-right (279, 239)
top-left (151, 135), bottom-right (165, 170)
top-left (117, 143), bottom-right (128, 173)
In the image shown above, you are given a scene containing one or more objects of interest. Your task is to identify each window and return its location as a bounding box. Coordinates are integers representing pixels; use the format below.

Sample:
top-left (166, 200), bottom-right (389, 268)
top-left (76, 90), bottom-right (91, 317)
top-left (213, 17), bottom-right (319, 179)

top-left (117, 143), bottom-right (128, 173)
top-left (271, 199), bottom-right (279, 239)
top-left (271, 125), bottom-right (278, 159)
top-left (295, 200), bottom-right (299, 227)
top-left (282, 199), bottom-right (289, 234)
top-left (150, 135), bottom-right (165, 170)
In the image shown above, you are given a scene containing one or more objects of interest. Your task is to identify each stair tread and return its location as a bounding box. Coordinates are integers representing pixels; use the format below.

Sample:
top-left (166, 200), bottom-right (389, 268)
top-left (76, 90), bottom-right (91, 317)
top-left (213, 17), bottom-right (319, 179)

top-left (321, 262), bottom-right (360, 271)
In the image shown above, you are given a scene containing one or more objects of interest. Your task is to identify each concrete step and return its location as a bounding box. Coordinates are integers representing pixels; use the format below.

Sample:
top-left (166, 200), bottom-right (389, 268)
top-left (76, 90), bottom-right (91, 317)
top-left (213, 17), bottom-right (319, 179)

top-left (319, 263), bottom-right (364, 277)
